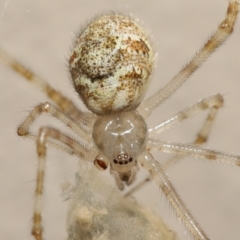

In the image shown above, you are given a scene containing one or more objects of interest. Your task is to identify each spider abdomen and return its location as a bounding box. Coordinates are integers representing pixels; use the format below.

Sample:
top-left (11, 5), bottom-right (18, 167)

top-left (69, 14), bottom-right (154, 115)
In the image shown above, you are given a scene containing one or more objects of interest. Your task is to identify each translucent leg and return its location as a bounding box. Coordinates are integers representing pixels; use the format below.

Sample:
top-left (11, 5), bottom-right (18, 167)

top-left (138, 1), bottom-right (238, 119)
top-left (148, 94), bottom-right (223, 140)
top-left (139, 151), bottom-right (210, 240)
top-left (147, 139), bottom-right (240, 166)
top-left (152, 93), bottom-right (224, 167)
top-left (17, 102), bottom-right (91, 143)
top-left (0, 48), bottom-right (96, 126)
top-left (32, 126), bottom-right (97, 240)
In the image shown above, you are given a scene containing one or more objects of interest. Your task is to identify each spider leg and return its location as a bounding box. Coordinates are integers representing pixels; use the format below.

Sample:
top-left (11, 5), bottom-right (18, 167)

top-left (161, 94), bottom-right (224, 170)
top-left (138, 151), bottom-right (210, 240)
top-left (147, 139), bottom-right (240, 166)
top-left (141, 138), bottom-right (240, 237)
top-left (138, 1), bottom-right (238, 118)
top-left (17, 102), bottom-right (91, 143)
top-left (32, 126), bottom-right (97, 240)
top-left (152, 93), bottom-right (224, 167)
top-left (148, 94), bottom-right (223, 141)
top-left (0, 48), bottom-right (96, 126)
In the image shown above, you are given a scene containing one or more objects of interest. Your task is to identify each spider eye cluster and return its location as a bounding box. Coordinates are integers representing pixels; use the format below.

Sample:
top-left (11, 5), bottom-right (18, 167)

top-left (113, 154), bottom-right (133, 165)
top-left (69, 14), bottom-right (154, 115)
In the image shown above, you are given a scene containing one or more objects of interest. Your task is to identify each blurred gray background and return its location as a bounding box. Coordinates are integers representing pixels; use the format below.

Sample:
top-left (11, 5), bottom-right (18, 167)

top-left (0, 0), bottom-right (240, 239)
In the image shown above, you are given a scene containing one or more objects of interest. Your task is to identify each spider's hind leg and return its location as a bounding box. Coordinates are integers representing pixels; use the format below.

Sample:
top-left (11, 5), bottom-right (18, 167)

top-left (0, 48), bottom-right (96, 126)
top-left (139, 1), bottom-right (238, 118)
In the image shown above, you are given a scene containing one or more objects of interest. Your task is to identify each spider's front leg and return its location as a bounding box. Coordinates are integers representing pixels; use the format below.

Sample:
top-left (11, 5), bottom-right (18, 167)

top-left (29, 126), bottom-right (97, 240)
top-left (148, 139), bottom-right (240, 166)
top-left (15, 101), bottom-right (97, 240)
top-left (138, 151), bottom-right (209, 240)
top-left (144, 139), bottom-right (240, 239)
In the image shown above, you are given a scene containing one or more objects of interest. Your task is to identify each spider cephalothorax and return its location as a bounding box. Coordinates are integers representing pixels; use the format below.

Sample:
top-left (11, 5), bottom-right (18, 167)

top-left (92, 110), bottom-right (147, 189)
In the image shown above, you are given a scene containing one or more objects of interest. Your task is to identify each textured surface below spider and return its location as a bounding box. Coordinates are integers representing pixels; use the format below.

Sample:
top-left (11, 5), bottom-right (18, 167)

top-left (64, 167), bottom-right (177, 240)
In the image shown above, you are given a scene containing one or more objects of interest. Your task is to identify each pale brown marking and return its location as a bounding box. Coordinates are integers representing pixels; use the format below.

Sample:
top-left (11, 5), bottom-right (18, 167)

top-left (32, 212), bottom-right (42, 240)
top-left (236, 162), bottom-right (240, 167)
top-left (194, 134), bottom-right (207, 145)
top-left (11, 62), bottom-right (34, 80)
top-left (205, 153), bottom-right (217, 160)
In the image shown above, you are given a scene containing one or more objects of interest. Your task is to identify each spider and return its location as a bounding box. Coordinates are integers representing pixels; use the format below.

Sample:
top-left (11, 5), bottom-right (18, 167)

top-left (0, 1), bottom-right (239, 240)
